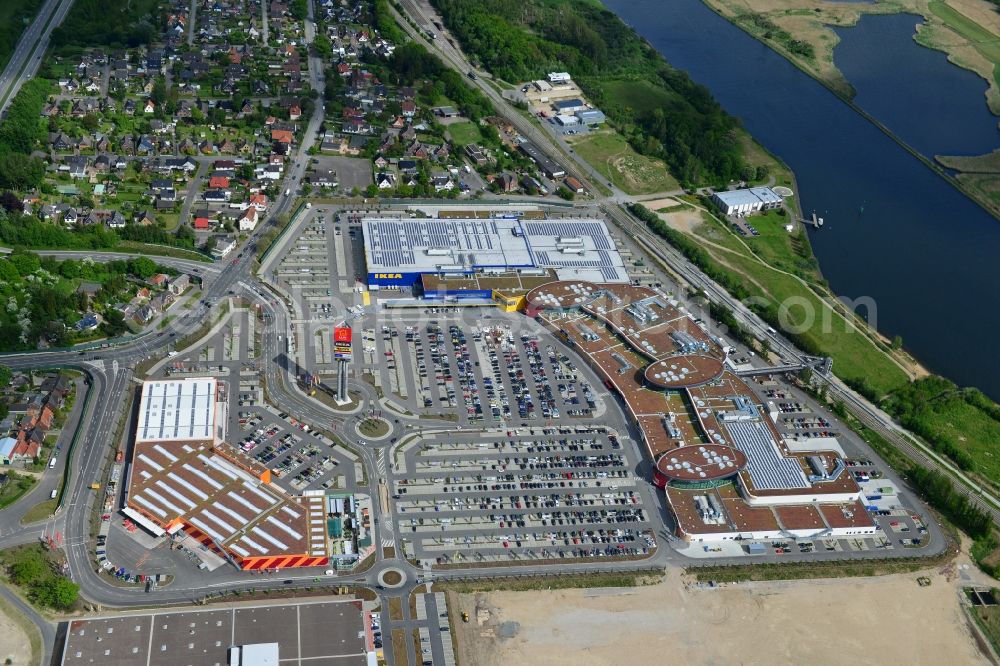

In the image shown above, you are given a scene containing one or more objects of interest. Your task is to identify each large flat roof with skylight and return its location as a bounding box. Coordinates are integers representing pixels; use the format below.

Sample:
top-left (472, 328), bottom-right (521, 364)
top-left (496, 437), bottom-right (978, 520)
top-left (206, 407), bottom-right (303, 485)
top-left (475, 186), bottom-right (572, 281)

top-left (363, 215), bottom-right (629, 283)
top-left (135, 378), bottom-right (219, 443)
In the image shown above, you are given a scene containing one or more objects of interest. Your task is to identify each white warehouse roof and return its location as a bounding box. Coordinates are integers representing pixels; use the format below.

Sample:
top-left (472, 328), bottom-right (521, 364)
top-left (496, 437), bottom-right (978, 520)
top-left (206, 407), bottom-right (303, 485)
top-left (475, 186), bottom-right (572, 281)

top-left (363, 216), bottom-right (629, 282)
top-left (136, 378), bottom-right (218, 442)
top-left (714, 187), bottom-right (782, 208)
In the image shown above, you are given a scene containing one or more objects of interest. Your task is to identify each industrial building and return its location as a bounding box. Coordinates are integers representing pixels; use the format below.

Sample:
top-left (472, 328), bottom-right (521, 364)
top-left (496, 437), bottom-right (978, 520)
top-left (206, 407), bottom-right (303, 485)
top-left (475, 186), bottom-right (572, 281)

top-left (59, 601), bottom-right (370, 666)
top-left (362, 214), bottom-right (629, 290)
top-left (553, 98), bottom-right (587, 114)
top-left (517, 140), bottom-right (566, 178)
top-left (123, 378), bottom-right (330, 570)
top-left (712, 187), bottom-right (783, 217)
top-left (576, 109), bottom-right (606, 125)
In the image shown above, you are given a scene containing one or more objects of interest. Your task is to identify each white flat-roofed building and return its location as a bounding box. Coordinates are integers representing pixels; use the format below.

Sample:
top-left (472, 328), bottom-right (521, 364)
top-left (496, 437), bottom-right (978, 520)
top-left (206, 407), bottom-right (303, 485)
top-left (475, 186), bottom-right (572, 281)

top-left (547, 72), bottom-right (572, 84)
top-left (362, 215), bottom-right (630, 287)
top-left (135, 378), bottom-right (222, 443)
top-left (712, 186), bottom-right (783, 217)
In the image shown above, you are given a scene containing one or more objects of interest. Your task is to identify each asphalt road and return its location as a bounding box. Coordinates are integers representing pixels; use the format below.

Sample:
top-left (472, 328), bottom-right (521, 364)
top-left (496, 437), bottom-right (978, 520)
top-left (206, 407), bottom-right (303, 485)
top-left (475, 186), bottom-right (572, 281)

top-left (0, 2), bottom-right (981, 663)
top-left (0, 0), bottom-right (75, 115)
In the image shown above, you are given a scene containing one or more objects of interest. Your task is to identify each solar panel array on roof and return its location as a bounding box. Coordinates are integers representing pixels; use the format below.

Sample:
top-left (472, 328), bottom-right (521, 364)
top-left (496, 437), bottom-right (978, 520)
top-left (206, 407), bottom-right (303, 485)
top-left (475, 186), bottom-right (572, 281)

top-left (725, 421), bottom-right (809, 490)
top-left (363, 216), bottom-right (629, 282)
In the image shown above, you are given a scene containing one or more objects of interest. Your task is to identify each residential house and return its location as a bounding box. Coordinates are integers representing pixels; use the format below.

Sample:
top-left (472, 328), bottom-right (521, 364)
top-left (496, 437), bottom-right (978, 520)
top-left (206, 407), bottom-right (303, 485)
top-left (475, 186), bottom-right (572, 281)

top-left (76, 282), bottom-right (102, 304)
top-left (211, 234), bottom-right (237, 259)
top-left (135, 210), bottom-right (157, 226)
top-left (238, 206), bottom-right (258, 231)
top-left (150, 292), bottom-right (174, 312)
top-left (167, 274), bottom-right (190, 296)
top-left (432, 173), bottom-right (454, 192)
top-left (134, 304), bottom-right (155, 324)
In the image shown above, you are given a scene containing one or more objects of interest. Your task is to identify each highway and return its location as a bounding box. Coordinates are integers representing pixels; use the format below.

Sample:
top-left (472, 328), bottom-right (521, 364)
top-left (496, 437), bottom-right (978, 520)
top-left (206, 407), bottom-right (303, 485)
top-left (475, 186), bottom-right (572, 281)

top-left (0, 0), bottom-right (75, 115)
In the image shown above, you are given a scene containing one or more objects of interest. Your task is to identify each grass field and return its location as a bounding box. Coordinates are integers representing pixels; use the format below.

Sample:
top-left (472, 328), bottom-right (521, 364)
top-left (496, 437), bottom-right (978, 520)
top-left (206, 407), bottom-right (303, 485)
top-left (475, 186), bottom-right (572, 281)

top-left (445, 120), bottom-right (481, 145)
top-left (570, 130), bottom-right (679, 195)
top-left (707, 240), bottom-right (909, 392)
top-left (954, 172), bottom-right (1000, 216)
top-left (691, 555), bottom-right (942, 582)
top-left (937, 148), bottom-right (1000, 173)
top-left (740, 209), bottom-right (820, 279)
top-left (599, 79), bottom-right (680, 114)
top-left (20, 499), bottom-right (57, 524)
top-left (436, 571), bottom-right (645, 593)
top-left (971, 594), bottom-right (1000, 655)
top-left (0, 473), bottom-right (36, 510)
top-left (660, 204), bottom-right (910, 394)
top-left (928, 1), bottom-right (1000, 82)
top-left (914, 398), bottom-right (1000, 486)
top-left (391, 628), bottom-right (409, 666)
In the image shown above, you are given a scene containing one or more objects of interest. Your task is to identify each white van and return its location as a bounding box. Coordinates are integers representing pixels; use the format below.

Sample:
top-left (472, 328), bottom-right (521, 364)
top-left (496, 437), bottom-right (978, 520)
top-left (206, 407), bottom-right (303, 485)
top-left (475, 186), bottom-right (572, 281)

top-left (49, 489), bottom-right (57, 499)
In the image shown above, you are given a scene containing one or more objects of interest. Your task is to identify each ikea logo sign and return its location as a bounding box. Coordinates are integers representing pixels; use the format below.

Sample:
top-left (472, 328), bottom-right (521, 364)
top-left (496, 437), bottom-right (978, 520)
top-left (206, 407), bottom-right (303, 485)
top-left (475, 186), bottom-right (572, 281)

top-left (374, 273), bottom-right (403, 279)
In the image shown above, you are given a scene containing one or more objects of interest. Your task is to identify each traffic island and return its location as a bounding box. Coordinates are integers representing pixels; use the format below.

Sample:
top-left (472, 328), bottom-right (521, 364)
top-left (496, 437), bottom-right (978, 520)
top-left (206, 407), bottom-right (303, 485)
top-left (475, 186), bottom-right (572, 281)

top-left (377, 566), bottom-right (407, 590)
top-left (355, 416), bottom-right (391, 440)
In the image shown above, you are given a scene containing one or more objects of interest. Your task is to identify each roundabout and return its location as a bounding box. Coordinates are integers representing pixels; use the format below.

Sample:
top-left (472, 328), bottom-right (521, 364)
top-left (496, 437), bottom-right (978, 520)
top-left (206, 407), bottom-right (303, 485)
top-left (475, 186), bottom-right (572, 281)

top-left (356, 415), bottom-right (392, 440)
top-left (376, 565), bottom-right (408, 589)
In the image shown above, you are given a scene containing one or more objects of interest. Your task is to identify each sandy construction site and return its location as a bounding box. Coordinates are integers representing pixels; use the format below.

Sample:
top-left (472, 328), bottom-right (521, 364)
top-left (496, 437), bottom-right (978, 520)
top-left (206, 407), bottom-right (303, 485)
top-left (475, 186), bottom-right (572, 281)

top-left (0, 601), bottom-right (31, 666)
top-left (449, 566), bottom-right (992, 666)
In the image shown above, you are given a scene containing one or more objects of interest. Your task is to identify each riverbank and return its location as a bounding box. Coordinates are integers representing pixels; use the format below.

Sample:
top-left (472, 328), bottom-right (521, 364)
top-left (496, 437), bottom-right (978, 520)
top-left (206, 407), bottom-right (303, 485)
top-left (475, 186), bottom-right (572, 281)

top-left (699, 0), bottom-right (1000, 114)
top-left (697, 0), bottom-right (1000, 218)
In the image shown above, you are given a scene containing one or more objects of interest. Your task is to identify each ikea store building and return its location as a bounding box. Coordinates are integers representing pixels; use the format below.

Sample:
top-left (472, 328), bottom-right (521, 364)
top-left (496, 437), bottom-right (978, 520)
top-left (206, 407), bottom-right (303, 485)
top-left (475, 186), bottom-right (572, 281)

top-left (362, 214), bottom-right (630, 294)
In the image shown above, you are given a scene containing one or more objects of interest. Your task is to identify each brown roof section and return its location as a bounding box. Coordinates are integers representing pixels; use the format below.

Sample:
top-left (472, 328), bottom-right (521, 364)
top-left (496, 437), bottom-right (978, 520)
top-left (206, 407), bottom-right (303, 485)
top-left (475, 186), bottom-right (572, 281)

top-left (664, 486), bottom-right (732, 535)
top-left (127, 440), bottom-right (320, 559)
top-left (645, 355), bottom-right (725, 389)
top-left (819, 501), bottom-right (876, 529)
top-left (655, 444), bottom-right (747, 482)
top-left (774, 504), bottom-right (826, 531)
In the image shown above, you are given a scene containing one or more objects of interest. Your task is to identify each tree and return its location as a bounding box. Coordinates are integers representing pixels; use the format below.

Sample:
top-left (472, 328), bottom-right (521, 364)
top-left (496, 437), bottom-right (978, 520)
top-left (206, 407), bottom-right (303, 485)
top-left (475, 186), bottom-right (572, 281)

top-left (9, 556), bottom-right (46, 586)
top-left (0, 154), bottom-right (46, 191)
top-left (0, 365), bottom-right (12, 387)
top-left (891, 335), bottom-right (903, 351)
top-left (9, 252), bottom-right (40, 276)
top-left (128, 257), bottom-right (157, 279)
top-left (31, 576), bottom-right (79, 609)
top-left (151, 77), bottom-right (168, 106)
top-left (0, 192), bottom-right (23, 213)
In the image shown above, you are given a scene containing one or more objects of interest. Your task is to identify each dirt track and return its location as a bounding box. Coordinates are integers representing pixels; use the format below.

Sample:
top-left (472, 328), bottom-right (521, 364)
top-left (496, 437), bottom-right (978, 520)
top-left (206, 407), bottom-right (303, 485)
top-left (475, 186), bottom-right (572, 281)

top-left (450, 566), bottom-right (991, 666)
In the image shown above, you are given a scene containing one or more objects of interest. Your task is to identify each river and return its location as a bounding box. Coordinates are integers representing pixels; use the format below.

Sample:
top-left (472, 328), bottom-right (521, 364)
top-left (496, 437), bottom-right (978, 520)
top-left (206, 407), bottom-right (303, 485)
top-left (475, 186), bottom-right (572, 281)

top-left (834, 13), bottom-right (1000, 159)
top-left (600, 0), bottom-right (1000, 399)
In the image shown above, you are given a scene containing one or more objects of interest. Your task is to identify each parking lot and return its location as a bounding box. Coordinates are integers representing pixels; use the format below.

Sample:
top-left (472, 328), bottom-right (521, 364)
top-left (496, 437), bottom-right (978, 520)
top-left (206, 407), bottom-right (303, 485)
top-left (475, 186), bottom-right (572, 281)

top-left (270, 208), bottom-right (367, 370)
top-left (237, 405), bottom-right (361, 494)
top-left (390, 427), bottom-right (657, 565)
top-left (368, 314), bottom-right (606, 427)
top-left (157, 306), bottom-right (362, 497)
